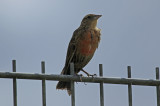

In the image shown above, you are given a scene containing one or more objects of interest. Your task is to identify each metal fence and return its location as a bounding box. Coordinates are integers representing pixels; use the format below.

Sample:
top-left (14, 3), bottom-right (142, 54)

top-left (0, 60), bottom-right (160, 106)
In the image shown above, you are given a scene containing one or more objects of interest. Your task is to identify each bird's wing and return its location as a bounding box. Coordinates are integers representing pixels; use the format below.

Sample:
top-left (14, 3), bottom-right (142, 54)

top-left (61, 28), bottom-right (83, 75)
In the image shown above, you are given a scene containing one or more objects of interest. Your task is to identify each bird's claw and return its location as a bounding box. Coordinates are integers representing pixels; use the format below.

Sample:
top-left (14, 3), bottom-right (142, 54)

top-left (87, 74), bottom-right (97, 77)
top-left (76, 74), bottom-right (83, 82)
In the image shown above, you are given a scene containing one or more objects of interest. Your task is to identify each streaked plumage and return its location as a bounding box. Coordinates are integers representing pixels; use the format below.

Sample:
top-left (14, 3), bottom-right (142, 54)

top-left (56, 14), bottom-right (102, 95)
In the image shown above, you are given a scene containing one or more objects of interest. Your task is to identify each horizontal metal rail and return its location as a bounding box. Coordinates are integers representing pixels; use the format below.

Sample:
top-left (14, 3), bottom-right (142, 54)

top-left (0, 72), bottom-right (160, 86)
top-left (0, 60), bottom-right (160, 106)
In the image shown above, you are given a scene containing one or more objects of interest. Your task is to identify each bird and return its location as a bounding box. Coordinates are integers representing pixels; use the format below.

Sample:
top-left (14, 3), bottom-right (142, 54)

top-left (56, 14), bottom-right (102, 95)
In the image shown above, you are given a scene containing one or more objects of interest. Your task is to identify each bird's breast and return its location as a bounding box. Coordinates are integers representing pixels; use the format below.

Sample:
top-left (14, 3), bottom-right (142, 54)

top-left (78, 30), bottom-right (100, 56)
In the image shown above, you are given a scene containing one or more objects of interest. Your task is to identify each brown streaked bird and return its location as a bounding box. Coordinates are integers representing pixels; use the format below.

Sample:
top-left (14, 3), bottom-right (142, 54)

top-left (56, 14), bottom-right (102, 95)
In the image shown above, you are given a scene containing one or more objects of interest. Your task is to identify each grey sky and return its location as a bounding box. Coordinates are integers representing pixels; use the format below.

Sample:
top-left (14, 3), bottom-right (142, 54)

top-left (0, 0), bottom-right (160, 106)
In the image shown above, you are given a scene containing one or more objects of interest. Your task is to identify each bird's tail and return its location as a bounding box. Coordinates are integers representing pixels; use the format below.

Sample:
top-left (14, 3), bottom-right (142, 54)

top-left (56, 81), bottom-right (71, 95)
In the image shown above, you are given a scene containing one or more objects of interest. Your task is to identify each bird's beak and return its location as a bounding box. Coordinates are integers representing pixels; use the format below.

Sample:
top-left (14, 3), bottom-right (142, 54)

top-left (94, 15), bottom-right (102, 19)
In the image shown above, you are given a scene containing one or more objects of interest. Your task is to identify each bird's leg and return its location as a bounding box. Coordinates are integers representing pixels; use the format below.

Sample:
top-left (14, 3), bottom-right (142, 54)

top-left (81, 69), bottom-right (90, 76)
top-left (81, 69), bottom-right (97, 77)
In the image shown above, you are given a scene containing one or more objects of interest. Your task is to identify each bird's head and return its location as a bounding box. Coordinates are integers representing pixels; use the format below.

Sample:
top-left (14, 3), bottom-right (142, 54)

top-left (80, 14), bottom-right (102, 29)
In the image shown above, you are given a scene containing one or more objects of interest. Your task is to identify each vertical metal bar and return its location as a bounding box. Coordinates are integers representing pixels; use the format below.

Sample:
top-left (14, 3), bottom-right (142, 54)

top-left (99, 64), bottom-right (104, 106)
top-left (41, 61), bottom-right (46, 106)
top-left (70, 63), bottom-right (75, 106)
top-left (156, 67), bottom-right (160, 106)
top-left (127, 66), bottom-right (132, 106)
top-left (12, 60), bottom-right (17, 106)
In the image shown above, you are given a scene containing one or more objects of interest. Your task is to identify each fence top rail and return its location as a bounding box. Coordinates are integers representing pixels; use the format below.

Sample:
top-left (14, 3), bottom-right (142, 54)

top-left (0, 72), bottom-right (160, 86)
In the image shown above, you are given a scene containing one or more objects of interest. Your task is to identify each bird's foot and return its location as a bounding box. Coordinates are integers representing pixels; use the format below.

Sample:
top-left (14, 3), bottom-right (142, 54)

top-left (88, 74), bottom-right (97, 78)
top-left (81, 69), bottom-right (97, 77)
top-left (75, 73), bottom-right (88, 85)
top-left (75, 73), bottom-right (83, 82)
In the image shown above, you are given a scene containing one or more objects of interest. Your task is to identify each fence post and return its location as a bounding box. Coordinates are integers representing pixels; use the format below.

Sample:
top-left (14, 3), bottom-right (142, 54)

top-left (12, 60), bottom-right (17, 106)
top-left (127, 66), bottom-right (132, 106)
top-left (99, 64), bottom-right (104, 106)
top-left (156, 67), bottom-right (160, 106)
top-left (41, 61), bottom-right (46, 106)
top-left (70, 63), bottom-right (75, 106)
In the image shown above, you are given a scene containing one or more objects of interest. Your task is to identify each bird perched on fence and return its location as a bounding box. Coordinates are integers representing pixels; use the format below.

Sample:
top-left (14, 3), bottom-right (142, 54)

top-left (56, 14), bottom-right (102, 95)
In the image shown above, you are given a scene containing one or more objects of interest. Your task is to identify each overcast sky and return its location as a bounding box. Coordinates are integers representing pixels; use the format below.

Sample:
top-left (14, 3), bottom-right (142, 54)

top-left (0, 0), bottom-right (160, 106)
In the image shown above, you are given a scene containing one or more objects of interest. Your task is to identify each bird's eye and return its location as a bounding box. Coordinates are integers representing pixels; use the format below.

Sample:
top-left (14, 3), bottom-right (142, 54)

top-left (87, 16), bottom-right (91, 19)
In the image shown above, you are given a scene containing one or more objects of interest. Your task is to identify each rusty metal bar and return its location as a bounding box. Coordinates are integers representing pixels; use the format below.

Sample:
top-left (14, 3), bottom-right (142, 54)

top-left (1, 72), bottom-right (160, 86)
top-left (127, 66), bottom-right (132, 106)
top-left (99, 64), bottom-right (104, 106)
top-left (156, 67), bottom-right (160, 106)
top-left (12, 60), bottom-right (17, 106)
top-left (41, 61), bottom-right (46, 106)
top-left (70, 63), bottom-right (75, 106)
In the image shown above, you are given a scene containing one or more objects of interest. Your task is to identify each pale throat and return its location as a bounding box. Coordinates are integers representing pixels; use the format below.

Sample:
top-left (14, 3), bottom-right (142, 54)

top-left (90, 20), bottom-right (101, 31)
top-left (80, 20), bottom-right (100, 31)
top-left (90, 20), bottom-right (97, 29)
